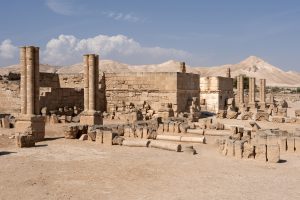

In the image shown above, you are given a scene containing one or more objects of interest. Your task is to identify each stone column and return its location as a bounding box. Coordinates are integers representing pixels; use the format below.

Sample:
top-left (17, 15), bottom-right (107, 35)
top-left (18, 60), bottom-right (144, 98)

top-left (83, 55), bottom-right (89, 111)
top-left (260, 79), bottom-right (266, 103)
top-left (80, 54), bottom-right (102, 125)
top-left (226, 68), bottom-right (231, 78)
top-left (180, 62), bottom-right (186, 73)
top-left (249, 77), bottom-right (256, 104)
top-left (26, 46), bottom-right (35, 115)
top-left (16, 46), bottom-right (45, 142)
top-left (20, 47), bottom-right (27, 115)
top-left (34, 47), bottom-right (40, 115)
top-left (238, 75), bottom-right (244, 104)
top-left (88, 54), bottom-right (96, 111)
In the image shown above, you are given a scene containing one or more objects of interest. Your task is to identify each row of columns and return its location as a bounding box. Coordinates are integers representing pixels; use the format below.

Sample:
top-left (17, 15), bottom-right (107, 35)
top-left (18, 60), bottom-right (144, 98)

top-left (236, 75), bottom-right (266, 105)
top-left (20, 46), bottom-right (40, 116)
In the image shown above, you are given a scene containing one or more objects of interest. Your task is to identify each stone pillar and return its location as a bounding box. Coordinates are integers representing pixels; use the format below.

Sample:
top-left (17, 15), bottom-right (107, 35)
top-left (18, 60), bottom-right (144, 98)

top-left (226, 68), bottom-right (231, 78)
top-left (26, 46), bottom-right (35, 115)
top-left (83, 55), bottom-right (89, 111)
top-left (238, 75), bottom-right (244, 104)
top-left (249, 77), bottom-right (256, 104)
top-left (20, 47), bottom-right (27, 115)
top-left (180, 62), bottom-right (186, 73)
top-left (16, 46), bottom-right (45, 142)
top-left (88, 54), bottom-right (96, 111)
top-left (80, 54), bottom-right (102, 125)
top-left (260, 79), bottom-right (266, 103)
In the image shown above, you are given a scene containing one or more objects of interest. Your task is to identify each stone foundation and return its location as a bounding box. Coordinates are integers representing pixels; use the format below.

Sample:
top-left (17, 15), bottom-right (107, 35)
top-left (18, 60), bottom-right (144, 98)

top-left (15, 115), bottom-right (45, 142)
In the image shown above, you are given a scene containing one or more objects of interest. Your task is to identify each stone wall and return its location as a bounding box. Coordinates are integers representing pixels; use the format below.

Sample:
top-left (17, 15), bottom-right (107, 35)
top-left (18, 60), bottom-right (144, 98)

top-left (200, 76), bottom-right (233, 113)
top-left (0, 81), bottom-right (20, 114)
top-left (105, 72), bottom-right (200, 113)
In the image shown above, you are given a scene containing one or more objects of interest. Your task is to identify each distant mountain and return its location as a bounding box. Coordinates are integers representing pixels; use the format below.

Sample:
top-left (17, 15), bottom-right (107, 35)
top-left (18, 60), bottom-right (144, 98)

top-left (1, 56), bottom-right (299, 87)
top-left (195, 56), bottom-right (300, 87)
top-left (0, 64), bottom-right (58, 75)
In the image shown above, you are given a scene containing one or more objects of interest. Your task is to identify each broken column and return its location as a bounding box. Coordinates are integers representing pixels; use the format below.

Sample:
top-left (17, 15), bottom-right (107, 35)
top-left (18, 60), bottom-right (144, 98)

top-left (15, 46), bottom-right (45, 142)
top-left (259, 79), bottom-right (266, 109)
top-left (80, 54), bottom-right (102, 125)
top-left (248, 77), bottom-right (256, 108)
top-left (180, 62), bottom-right (186, 73)
top-left (226, 68), bottom-right (231, 78)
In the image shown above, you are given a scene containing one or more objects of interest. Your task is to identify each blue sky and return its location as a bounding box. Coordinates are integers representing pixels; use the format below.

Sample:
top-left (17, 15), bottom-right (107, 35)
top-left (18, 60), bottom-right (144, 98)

top-left (0, 0), bottom-right (299, 71)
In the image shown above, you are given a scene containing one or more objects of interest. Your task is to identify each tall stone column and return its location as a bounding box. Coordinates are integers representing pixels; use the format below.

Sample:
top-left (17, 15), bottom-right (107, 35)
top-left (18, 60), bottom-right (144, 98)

top-left (88, 54), bottom-right (96, 111)
top-left (26, 46), bottom-right (35, 115)
top-left (20, 47), bottom-right (27, 115)
top-left (249, 77), bottom-right (256, 104)
top-left (16, 46), bottom-right (45, 142)
top-left (238, 75), bottom-right (244, 104)
top-left (83, 55), bottom-right (89, 111)
top-left (180, 62), bottom-right (186, 73)
top-left (80, 54), bottom-right (102, 125)
top-left (260, 79), bottom-right (266, 103)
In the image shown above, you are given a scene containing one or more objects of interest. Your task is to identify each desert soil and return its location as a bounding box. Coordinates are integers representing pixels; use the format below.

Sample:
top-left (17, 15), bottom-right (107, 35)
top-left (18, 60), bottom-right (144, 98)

top-left (0, 101), bottom-right (299, 200)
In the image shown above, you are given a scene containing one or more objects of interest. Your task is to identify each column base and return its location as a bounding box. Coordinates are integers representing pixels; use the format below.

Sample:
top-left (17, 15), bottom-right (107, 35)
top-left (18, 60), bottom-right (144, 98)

top-left (80, 111), bottom-right (103, 125)
top-left (15, 115), bottom-right (46, 142)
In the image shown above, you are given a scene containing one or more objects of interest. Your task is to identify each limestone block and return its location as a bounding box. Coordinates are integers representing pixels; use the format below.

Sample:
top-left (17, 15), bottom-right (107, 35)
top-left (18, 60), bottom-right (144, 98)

top-left (163, 122), bottom-right (169, 132)
top-left (169, 122), bottom-right (175, 133)
top-left (174, 122), bottom-right (181, 133)
top-left (267, 136), bottom-right (279, 145)
top-left (102, 130), bottom-right (114, 145)
top-left (124, 126), bottom-right (131, 137)
top-left (294, 138), bottom-right (300, 154)
top-left (112, 136), bottom-right (124, 145)
top-left (15, 116), bottom-right (45, 142)
top-left (234, 140), bottom-right (244, 159)
top-left (295, 109), bottom-right (300, 118)
top-left (157, 123), bottom-right (164, 134)
top-left (64, 125), bottom-right (78, 139)
top-left (80, 112), bottom-right (103, 126)
top-left (287, 138), bottom-right (295, 153)
top-left (16, 134), bottom-right (35, 148)
top-left (267, 144), bottom-right (280, 163)
top-left (87, 131), bottom-right (96, 141)
top-left (95, 130), bottom-right (103, 143)
top-left (227, 139), bottom-right (235, 157)
top-left (142, 127), bottom-right (148, 138)
top-left (1, 117), bottom-right (10, 128)
top-left (279, 137), bottom-right (287, 152)
top-left (243, 142), bottom-right (255, 159)
top-left (255, 144), bottom-right (267, 162)
top-left (135, 126), bottom-right (143, 138)
top-left (255, 112), bottom-right (269, 121)
top-left (179, 123), bottom-right (189, 133)
top-left (50, 114), bottom-right (59, 124)
top-left (79, 134), bottom-right (88, 141)
top-left (226, 111), bottom-right (238, 119)
top-left (272, 117), bottom-right (284, 123)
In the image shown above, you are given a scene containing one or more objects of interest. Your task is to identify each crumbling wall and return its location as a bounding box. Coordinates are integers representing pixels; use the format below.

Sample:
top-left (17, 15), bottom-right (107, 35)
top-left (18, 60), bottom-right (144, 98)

top-left (0, 80), bottom-right (20, 114)
top-left (200, 76), bottom-right (233, 113)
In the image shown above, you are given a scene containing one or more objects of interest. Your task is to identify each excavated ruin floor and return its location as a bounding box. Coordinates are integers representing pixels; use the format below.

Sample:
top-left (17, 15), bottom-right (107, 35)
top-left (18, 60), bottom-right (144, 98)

top-left (1, 122), bottom-right (300, 200)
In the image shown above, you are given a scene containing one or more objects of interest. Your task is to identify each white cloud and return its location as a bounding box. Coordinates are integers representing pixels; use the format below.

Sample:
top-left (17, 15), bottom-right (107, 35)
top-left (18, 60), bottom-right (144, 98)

top-left (102, 11), bottom-right (140, 23)
top-left (42, 34), bottom-right (191, 65)
top-left (0, 39), bottom-right (18, 61)
top-left (46, 0), bottom-right (75, 16)
top-left (0, 34), bottom-right (191, 66)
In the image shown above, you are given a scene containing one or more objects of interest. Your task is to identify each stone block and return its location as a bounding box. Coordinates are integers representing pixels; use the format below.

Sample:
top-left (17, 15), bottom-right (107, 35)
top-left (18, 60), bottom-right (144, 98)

top-left (95, 130), bottom-right (103, 143)
top-left (64, 125), bottom-right (78, 139)
top-left (135, 126), bottom-right (143, 138)
top-left (142, 127), bottom-right (148, 138)
top-left (279, 137), bottom-right (287, 152)
top-left (234, 140), bottom-right (243, 159)
top-left (272, 117), bottom-right (284, 123)
top-left (174, 122), bottom-right (181, 133)
top-left (267, 136), bottom-right (279, 145)
top-left (87, 131), bottom-right (96, 141)
top-left (15, 115), bottom-right (45, 142)
top-left (50, 114), bottom-right (59, 124)
top-left (163, 122), bottom-right (169, 132)
top-left (227, 139), bottom-right (235, 157)
top-left (255, 144), bottom-right (267, 162)
top-left (287, 138), bottom-right (295, 153)
top-left (80, 112), bottom-right (103, 125)
top-left (157, 123), bottom-right (164, 134)
top-left (267, 144), bottom-right (280, 163)
top-left (255, 112), bottom-right (269, 121)
top-left (294, 138), bottom-right (300, 154)
top-left (16, 134), bottom-right (35, 148)
top-left (79, 134), bottom-right (88, 141)
top-left (1, 117), bottom-right (10, 128)
top-left (102, 130), bottom-right (113, 145)
top-left (243, 142), bottom-right (255, 159)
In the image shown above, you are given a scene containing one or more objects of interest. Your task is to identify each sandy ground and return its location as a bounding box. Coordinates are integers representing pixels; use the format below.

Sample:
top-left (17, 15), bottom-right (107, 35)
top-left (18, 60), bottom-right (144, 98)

top-left (0, 122), bottom-right (300, 200)
top-left (0, 101), bottom-right (299, 200)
